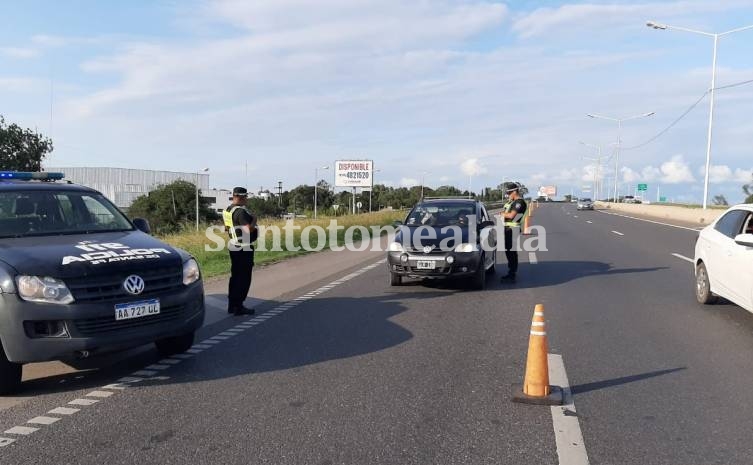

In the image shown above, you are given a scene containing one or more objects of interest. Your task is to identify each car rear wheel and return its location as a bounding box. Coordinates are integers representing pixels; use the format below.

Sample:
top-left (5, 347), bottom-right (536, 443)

top-left (696, 262), bottom-right (718, 305)
top-left (390, 272), bottom-right (402, 286)
top-left (155, 332), bottom-right (195, 357)
top-left (0, 343), bottom-right (22, 395)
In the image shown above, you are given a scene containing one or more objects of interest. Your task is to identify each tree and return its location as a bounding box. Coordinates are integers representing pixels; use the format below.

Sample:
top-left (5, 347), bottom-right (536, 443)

top-left (0, 115), bottom-right (54, 171)
top-left (128, 180), bottom-right (218, 234)
top-left (712, 194), bottom-right (728, 206)
top-left (744, 176), bottom-right (753, 203)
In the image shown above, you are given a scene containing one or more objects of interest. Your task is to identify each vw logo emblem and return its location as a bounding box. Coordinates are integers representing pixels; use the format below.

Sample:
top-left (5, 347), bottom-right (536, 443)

top-left (423, 245), bottom-right (435, 254)
top-left (123, 275), bottom-right (145, 295)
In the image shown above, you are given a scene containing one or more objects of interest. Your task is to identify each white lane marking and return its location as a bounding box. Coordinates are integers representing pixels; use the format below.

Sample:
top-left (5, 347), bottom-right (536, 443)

top-left (573, 215), bottom-right (579, 218)
top-left (200, 340), bottom-right (221, 345)
top-left (4, 426), bottom-right (38, 436)
top-left (145, 364), bottom-right (171, 370)
top-left (0, 437), bottom-right (16, 447)
top-left (48, 407), bottom-right (79, 415)
top-left (611, 231), bottom-right (624, 236)
top-left (101, 384), bottom-right (127, 391)
top-left (209, 335), bottom-right (230, 341)
top-left (672, 253), bottom-right (694, 264)
top-left (132, 370), bottom-right (157, 377)
top-left (528, 252), bottom-right (538, 264)
top-left (149, 376), bottom-right (171, 381)
top-left (598, 210), bottom-right (703, 232)
top-left (117, 377), bottom-right (144, 384)
top-left (170, 354), bottom-right (193, 359)
top-left (159, 358), bottom-right (183, 365)
top-left (218, 332), bottom-right (237, 337)
top-left (586, 221), bottom-right (593, 224)
top-left (27, 416), bottom-right (61, 426)
top-left (192, 344), bottom-right (213, 349)
top-left (549, 354), bottom-right (590, 465)
top-left (86, 391), bottom-right (115, 398)
top-left (68, 398), bottom-right (99, 406)
top-left (186, 348), bottom-right (204, 354)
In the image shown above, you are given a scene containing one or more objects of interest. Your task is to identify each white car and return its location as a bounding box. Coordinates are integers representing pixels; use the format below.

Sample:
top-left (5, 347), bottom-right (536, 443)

top-left (694, 204), bottom-right (753, 312)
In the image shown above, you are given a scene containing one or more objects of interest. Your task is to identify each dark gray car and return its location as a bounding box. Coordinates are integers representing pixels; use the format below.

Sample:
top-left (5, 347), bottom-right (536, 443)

top-left (0, 172), bottom-right (205, 394)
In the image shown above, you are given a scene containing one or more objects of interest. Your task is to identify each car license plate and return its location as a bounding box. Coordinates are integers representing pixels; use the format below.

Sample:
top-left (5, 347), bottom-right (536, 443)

top-left (115, 299), bottom-right (160, 321)
top-left (416, 260), bottom-right (435, 270)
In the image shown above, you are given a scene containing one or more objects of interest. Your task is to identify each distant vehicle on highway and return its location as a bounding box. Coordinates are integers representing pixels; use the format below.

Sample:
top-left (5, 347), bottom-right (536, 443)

top-left (576, 198), bottom-right (594, 210)
top-left (622, 196), bottom-right (641, 204)
top-left (694, 204), bottom-right (753, 312)
top-left (0, 172), bottom-right (205, 394)
top-left (387, 198), bottom-right (497, 290)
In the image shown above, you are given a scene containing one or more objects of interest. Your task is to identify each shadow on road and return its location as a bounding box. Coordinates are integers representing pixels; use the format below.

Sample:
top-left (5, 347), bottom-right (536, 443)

top-left (504, 261), bottom-right (669, 290)
top-left (570, 367), bottom-right (686, 395)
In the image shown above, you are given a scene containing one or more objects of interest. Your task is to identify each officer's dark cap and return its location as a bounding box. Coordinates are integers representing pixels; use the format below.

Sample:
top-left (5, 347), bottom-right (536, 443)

top-left (232, 187), bottom-right (248, 197)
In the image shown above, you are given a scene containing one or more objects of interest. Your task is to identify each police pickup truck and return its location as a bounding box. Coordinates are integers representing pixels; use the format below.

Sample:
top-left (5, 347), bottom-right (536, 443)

top-left (0, 172), bottom-right (205, 393)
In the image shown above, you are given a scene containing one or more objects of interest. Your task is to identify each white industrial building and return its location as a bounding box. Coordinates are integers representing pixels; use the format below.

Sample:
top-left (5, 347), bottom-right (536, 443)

top-left (47, 167), bottom-right (211, 210)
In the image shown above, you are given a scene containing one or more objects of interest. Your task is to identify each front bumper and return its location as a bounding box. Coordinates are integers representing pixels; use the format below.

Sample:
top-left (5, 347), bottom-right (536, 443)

top-left (0, 282), bottom-right (205, 363)
top-left (387, 251), bottom-right (483, 279)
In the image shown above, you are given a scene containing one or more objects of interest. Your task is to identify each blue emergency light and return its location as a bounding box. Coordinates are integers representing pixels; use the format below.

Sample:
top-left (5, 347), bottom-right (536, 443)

top-left (0, 171), bottom-right (65, 181)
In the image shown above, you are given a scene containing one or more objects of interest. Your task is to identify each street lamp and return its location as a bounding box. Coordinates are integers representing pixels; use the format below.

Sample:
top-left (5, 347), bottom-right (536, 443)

top-left (646, 20), bottom-right (753, 209)
top-left (195, 168), bottom-right (209, 231)
top-left (579, 141), bottom-right (610, 200)
top-left (314, 165), bottom-right (329, 219)
top-left (420, 171), bottom-right (430, 200)
top-left (587, 112), bottom-right (654, 203)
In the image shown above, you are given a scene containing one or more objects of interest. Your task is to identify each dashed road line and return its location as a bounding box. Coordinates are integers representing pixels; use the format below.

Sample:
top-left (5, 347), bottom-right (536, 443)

top-left (672, 253), bottom-right (694, 264)
top-left (586, 221), bottom-right (592, 224)
top-left (528, 252), bottom-right (538, 264)
top-left (1, 257), bottom-right (389, 448)
top-left (611, 230), bottom-right (624, 236)
top-left (549, 354), bottom-right (589, 465)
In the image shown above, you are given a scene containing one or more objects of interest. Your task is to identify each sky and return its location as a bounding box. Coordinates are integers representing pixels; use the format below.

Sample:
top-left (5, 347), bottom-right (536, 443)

top-left (2, 0), bottom-right (753, 203)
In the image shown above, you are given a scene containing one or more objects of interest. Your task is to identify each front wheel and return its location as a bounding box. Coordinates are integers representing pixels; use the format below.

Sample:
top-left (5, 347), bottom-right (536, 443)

top-left (696, 262), bottom-right (718, 305)
top-left (471, 254), bottom-right (487, 290)
top-left (155, 332), bottom-right (195, 357)
top-left (0, 344), bottom-right (22, 395)
top-left (390, 272), bottom-right (402, 286)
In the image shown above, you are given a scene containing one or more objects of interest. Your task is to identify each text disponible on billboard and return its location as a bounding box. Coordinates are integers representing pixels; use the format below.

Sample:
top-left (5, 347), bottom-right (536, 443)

top-left (335, 160), bottom-right (374, 188)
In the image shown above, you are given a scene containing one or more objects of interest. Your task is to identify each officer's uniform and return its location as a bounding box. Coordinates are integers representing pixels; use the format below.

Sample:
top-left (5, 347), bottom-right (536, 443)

top-left (501, 191), bottom-right (527, 281)
top-left (223, 188), bottom-right (257, 315)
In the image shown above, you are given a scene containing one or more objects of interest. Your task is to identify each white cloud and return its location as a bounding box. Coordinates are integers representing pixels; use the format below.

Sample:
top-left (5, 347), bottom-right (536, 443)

top-left (439, 175), bottom-right (451, 182)
top-left (0, 47), bottom-right (38, 59)
top-left (460, 157), bottom-right (486, 177)
top-left (702, 165), bottom-right (752, 183)
top-left (659, 155), bottom-right (695, 184)
top-left (400, 177), bottom-right (419, 187)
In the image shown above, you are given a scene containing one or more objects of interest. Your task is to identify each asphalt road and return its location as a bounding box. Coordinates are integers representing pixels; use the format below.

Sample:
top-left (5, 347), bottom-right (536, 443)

top-left (3, 203), bottom-right (753, 464)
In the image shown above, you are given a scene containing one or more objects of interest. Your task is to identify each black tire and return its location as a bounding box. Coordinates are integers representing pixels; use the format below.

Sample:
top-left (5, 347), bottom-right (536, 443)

top-left (471, 254), bottom-right (487, 290)
top-left (696, 262), bottom-right (718, 305)
top-left (486, 251), bottom-right (497, 275)
top-left (155, 332), bottom-right (195, 357)
top-left (390, 272), bottom-right (402, 286)
top-left (0, 343), bottom-right (22, 395)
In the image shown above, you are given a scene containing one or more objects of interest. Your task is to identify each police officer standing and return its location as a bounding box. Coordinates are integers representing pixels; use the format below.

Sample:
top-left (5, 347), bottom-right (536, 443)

top-left (223, 187), bottom-right (257, 315)
top-left (500, 182), bottom-right (527, 283)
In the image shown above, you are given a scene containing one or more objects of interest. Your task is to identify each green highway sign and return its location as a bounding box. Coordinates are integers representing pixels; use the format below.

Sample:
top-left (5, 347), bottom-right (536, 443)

top-left (660, 196), bottom-right (667, 202)
top-left (637, 183), bottom-right (648, 191)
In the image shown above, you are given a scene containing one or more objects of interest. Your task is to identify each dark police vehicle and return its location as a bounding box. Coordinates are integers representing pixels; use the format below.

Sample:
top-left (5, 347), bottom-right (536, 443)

top-left (0, 172), bottom-right (205, 394)
top-left (387, 198), bottom-right (497, 290)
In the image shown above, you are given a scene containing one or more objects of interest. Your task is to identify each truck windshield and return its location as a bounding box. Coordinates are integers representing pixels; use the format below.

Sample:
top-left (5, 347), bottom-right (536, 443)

top-left (405, 202), bottom-right (477, 227)
top-left (0, 191), bottom-right (134, 238)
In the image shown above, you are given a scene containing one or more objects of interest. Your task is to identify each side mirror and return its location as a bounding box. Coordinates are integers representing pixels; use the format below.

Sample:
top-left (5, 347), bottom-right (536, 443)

top-left (133, 218), bottom-right (151, 234)
top-left (479, 220), bottom-right (495, 229)
top-left (734, 233), bottom-right (753, 248)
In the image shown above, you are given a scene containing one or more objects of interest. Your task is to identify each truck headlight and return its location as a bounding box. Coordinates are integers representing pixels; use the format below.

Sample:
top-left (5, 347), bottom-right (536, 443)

top-left (388, 242), bottom-right (405, 252)
top-left (16, 276), bottom-right (74, 305)
top-left (454, 243), bottom-right (478, 253)
top-left (182, 259), bottom-right (201, 285)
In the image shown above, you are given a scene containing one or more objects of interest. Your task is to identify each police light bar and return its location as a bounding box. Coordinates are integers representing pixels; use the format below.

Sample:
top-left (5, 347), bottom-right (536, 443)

top-left (0, 171), bottom-right (65, 181)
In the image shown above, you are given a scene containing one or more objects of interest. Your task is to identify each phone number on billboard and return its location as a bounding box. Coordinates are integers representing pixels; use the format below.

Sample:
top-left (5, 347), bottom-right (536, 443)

top-left (344, 172), bottom-right (370, 179)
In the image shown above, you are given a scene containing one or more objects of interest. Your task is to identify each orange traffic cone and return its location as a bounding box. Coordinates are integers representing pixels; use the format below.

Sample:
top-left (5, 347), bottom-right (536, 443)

top-left (512, 304), bottom-right (563, 405)
top-left (523, 215), bottom-right (532, 235)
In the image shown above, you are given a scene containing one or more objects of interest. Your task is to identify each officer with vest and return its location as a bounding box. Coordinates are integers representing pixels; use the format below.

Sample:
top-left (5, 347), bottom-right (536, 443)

top-left (500, 182), bottom-right (527, 283)
top-left (223, 187), bottom-right (257, 315)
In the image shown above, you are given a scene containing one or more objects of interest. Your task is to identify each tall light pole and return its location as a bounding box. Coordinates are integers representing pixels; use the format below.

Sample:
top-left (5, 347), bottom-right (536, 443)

top-left (420, 171), bottom-right (430, 200)
top-left (587, 112), bottom-right (654, 202)
top-left (195, 168), bottom-right (209, 231)
top-left (579, 142), bottom-right (610, 200)
top-left (314, 165), bottom-right (329, 219)
top-left (646, 20), bottom-right (753, 209)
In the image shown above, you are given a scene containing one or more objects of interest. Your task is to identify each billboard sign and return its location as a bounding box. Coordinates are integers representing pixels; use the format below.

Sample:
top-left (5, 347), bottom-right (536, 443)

top-left (537, 185), bottom-right (557, 198)
top-left (335, 160), bottom-right (373, 188)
